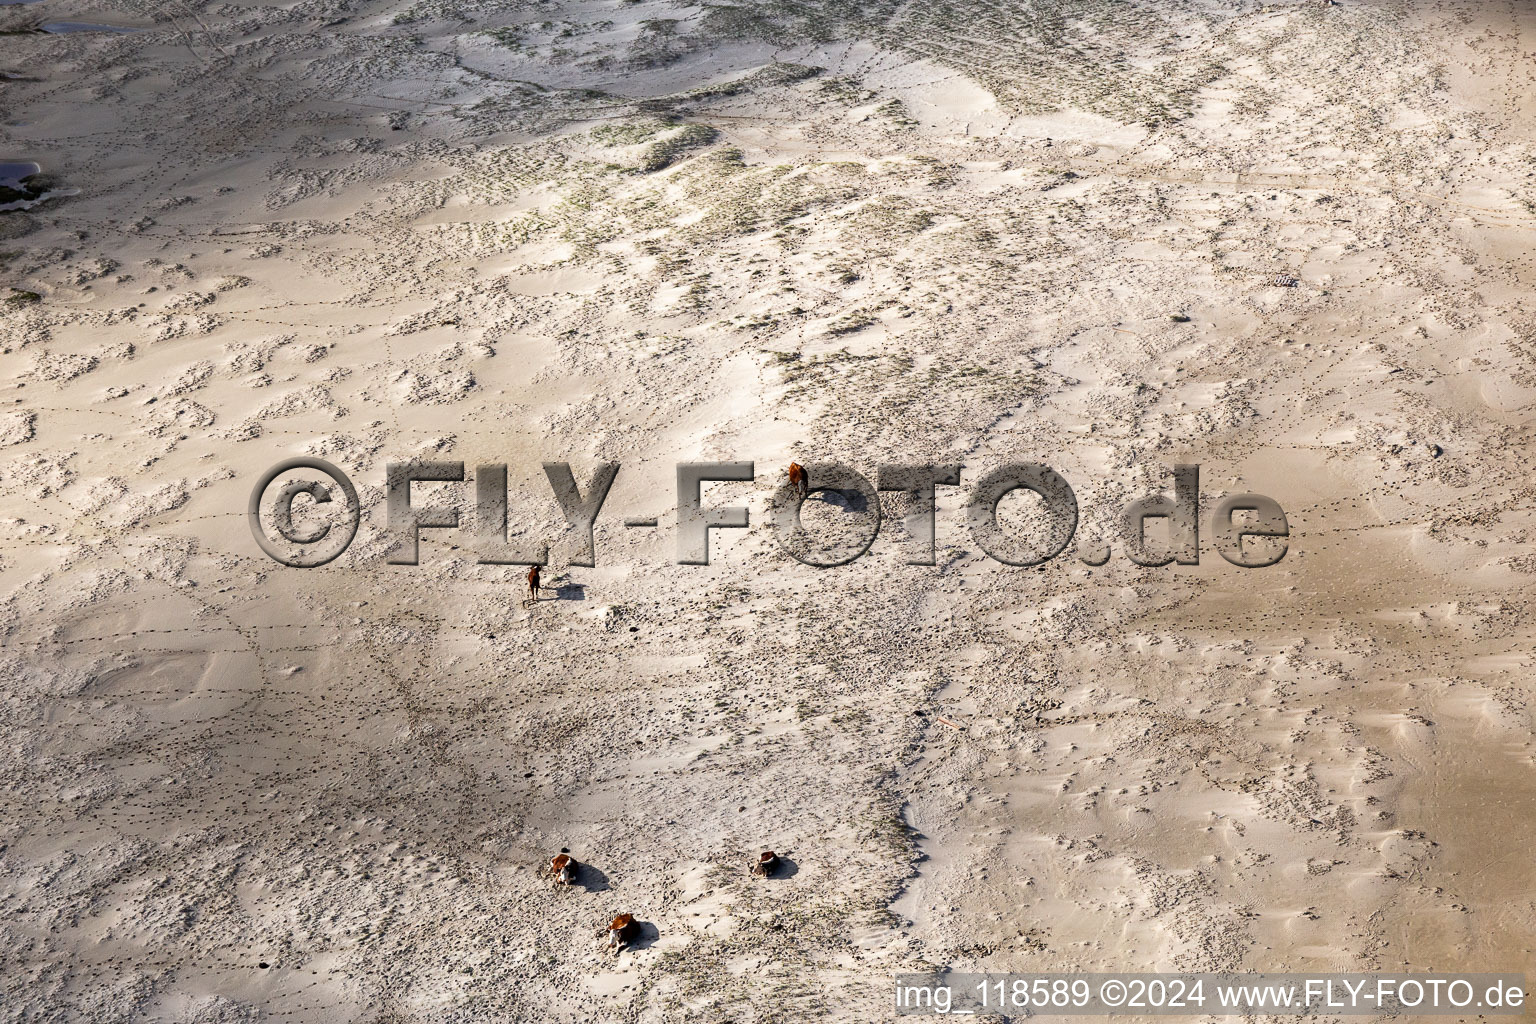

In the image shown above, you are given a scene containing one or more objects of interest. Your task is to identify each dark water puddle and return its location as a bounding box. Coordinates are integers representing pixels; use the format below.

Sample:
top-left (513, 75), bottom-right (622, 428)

top-left (0, 161), bottom-right (40, 195)
top-left (41, 21), bottom-right (141, 32)
top-left (0, 19), bottom-right (142, 32)
top-left (0, 161), bottom-right (78, 213)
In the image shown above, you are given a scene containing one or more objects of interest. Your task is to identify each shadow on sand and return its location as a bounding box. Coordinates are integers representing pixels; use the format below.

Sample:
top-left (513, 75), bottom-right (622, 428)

top-left (572, 861), bottom-right (610, 893)
top-left (625, 920), bottom-right (659, 951)
top-left (772, 855), bottom-right (800, 878)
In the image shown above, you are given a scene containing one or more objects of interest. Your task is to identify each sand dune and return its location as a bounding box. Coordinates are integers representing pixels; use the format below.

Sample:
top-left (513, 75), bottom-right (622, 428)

top-left (3, 0), bottom-right (1535, 1019)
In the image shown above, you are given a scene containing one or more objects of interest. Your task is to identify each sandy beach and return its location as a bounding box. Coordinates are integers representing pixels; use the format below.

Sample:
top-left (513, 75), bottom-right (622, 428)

top-left (3, 0), bottom-right (1535, 1019)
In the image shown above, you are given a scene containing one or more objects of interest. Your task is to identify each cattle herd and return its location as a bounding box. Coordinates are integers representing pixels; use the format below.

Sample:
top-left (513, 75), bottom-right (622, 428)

top-left (549, 849), bottom-right (783, 955)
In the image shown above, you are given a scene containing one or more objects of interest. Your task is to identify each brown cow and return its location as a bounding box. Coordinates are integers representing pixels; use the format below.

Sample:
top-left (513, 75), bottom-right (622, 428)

top-left (787, 462), bottom-right (808, 500)
top-left (526, 564), bottom-right (541, 604)
top-left (549, 853), bottom-right (576, 886)
top-left (751, 851), bottom-right (780, 877)
top-left (598, 913), bottom-right (641, 954)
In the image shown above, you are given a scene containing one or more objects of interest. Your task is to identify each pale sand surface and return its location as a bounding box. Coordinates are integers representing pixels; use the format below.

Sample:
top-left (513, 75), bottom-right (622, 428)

top-left (2, 1), bottom-right (1536, 1020)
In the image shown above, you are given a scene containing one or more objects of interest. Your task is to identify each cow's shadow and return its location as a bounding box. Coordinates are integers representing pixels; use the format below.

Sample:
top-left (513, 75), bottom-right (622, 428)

top-left (524, 581), bottom-right (586, 606)
top-left (573, 862), bottom-right (610, 893)
top-left (811, 489), bottom-right (870, 513)
top-left (771, 488), bottom-right (873, 515)
top-left (625, 920), bottom-right (659, 951)
top-left (761, 855), bottom-right (800, 879)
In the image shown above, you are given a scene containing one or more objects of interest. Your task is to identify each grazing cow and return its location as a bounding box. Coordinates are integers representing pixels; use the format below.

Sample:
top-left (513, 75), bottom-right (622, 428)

top-left (751, 851), bottom-right (780, 877)
top-left (549, 853), bottom-right (575, 886)
top-left (787, 462), bottom-right (808, 500)
top-left (599, 913), bottom-right (640, 954)
top-left (526, 565), bottom-right (541, 604)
